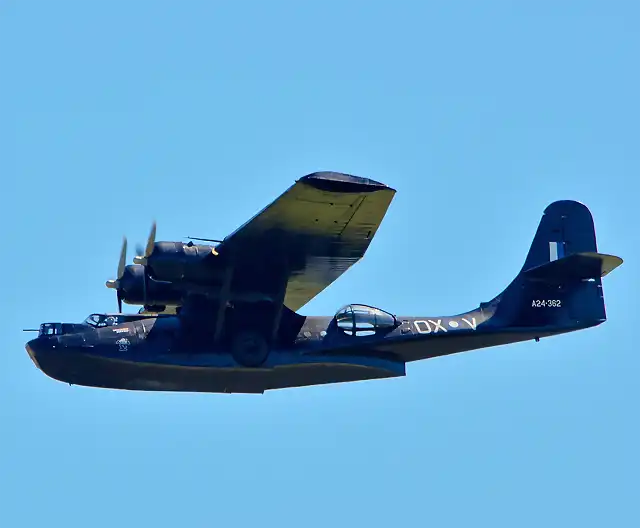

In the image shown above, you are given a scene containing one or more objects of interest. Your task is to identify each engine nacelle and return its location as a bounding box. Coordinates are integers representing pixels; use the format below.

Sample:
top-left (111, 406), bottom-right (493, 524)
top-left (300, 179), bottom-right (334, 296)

top-left (145, 241), bottom-right (220, 284)
top-left (118, 264), bottom-right (183, 306)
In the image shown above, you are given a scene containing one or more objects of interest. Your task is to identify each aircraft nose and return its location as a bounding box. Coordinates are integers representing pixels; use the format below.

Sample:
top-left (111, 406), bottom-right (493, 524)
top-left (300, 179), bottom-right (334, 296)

top-left (25, 338), bottom-right (44, 368)
top-left (26, 338), bottom-right (39, 355)
top-left (25, 338), bottom-right (54, 364)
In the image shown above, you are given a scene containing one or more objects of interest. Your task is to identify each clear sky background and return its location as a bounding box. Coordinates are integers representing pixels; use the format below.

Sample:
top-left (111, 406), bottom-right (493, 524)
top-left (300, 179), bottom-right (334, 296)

top-left (2, 1), bottom-right (638, 527)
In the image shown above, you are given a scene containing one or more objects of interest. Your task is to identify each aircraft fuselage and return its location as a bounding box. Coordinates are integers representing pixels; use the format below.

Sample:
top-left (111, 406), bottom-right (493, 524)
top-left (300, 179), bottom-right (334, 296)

top-left (25, 305), bottom-right (591, 394)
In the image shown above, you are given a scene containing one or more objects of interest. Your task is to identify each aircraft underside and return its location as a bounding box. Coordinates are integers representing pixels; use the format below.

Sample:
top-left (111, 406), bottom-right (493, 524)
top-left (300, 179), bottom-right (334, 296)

top-left (28, 347), bottom-right (404, 394)
top-left (26, 326), bottom-right (575, 393)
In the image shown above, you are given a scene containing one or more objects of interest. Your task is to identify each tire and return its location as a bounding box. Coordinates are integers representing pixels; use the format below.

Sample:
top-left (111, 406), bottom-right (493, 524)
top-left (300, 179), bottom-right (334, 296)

top-left (231, 330), bottom-right (269, 367)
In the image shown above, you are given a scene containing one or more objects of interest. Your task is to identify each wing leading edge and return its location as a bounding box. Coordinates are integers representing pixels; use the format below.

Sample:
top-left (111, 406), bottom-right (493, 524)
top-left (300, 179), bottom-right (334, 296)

top-left (217, 172), bottom-right (396, 311)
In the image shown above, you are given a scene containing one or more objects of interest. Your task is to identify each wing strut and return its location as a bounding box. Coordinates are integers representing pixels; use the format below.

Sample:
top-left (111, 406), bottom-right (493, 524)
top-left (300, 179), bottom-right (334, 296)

top-left (269, 259), bottom-right (289, 342)
top-left (213, 263), bottom-right (234, 344)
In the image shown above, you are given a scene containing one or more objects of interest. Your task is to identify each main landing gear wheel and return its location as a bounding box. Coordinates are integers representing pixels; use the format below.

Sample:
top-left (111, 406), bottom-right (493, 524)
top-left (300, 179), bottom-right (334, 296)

top-left (231, 331), bottom-right (269, 367)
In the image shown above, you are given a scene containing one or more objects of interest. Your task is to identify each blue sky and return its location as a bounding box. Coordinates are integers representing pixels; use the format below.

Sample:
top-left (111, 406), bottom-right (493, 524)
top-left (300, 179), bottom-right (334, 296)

top-left (2, 1), bottom-right (638, 526)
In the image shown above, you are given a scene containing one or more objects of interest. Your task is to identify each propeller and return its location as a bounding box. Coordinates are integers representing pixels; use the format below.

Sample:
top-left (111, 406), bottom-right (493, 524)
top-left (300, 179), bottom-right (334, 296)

top-left (132, 221), bottom-right (158, 309)
top-left (105, 223), bottom-right (159, 312)
top-left (133, 221), bottom-right (156, 266)
top-left (105, 237), bottom-right (128, 312)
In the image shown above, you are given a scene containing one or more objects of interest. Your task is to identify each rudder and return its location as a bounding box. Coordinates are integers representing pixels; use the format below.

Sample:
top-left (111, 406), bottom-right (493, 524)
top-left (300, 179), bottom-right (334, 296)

top-left (521, 200), bottom-right (597, 273)
top-left (493, 200), bottom-right (622, 330)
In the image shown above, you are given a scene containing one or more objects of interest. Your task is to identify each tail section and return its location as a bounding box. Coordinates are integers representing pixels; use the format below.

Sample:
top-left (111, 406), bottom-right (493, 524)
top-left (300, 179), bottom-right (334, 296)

top-left (521, 200), bottom-right (599, 271)
top-left (492, 200), bottom-right (622, 330)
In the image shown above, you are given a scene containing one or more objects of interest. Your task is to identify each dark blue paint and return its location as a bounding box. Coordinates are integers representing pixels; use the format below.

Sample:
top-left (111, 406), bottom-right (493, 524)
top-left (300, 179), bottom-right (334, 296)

top-left (24, 174), bottom-right (622, 393)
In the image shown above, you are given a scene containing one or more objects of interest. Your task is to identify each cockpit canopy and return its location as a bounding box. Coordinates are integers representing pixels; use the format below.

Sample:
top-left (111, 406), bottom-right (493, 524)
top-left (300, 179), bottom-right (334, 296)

top-left (83, 313), bottom-right (160, 328)
top-left (83, 313), bottom-right (125, 327)
top-left (334, 304), bottom-right (397, 336)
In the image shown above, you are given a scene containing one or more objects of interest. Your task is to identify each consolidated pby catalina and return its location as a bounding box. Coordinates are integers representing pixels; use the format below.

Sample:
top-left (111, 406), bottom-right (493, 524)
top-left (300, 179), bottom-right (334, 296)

top-left (24, 172), bottom-right (623, 393)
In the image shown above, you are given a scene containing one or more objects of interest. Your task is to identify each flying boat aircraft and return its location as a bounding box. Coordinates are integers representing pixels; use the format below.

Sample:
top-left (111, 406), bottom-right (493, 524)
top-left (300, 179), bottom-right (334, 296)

top-left (24, 172), bottom-right (622, 393)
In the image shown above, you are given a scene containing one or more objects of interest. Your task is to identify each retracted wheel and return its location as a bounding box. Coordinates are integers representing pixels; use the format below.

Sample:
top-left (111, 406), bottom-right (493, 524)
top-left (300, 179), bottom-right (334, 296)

top-left (231, 330), bottom-right (269, 367)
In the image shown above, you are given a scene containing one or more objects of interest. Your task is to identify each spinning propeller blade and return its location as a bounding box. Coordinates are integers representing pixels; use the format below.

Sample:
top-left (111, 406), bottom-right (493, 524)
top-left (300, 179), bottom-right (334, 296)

top-left (105, 237), bottom-right (128, 312)
top-left (133, 221), bottom-right (156, 265)
top-left (117, 237), bottom-right (127, 279)
top-left (131, 221), bottom-right (158, 309)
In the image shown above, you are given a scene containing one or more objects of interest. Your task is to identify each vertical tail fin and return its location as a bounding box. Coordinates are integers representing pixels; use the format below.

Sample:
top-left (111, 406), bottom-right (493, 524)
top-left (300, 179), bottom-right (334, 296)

top-left (494, 200), bottom-right (622, 329)
top-left (521, 200), bottom-right (597, 272)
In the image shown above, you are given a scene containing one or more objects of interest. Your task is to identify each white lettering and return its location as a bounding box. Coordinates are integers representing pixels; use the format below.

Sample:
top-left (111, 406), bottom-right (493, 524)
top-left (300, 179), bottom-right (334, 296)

top-left (428, 319), bottom-right (447, 333)
top-left (461, 317), bottom-right (477, 330)
top-left (415, 318), bottom-right (478, 333)
top-left (414, 320), bottom-right (432, 334)
top-left (531, 300), bottom-right (562, 308)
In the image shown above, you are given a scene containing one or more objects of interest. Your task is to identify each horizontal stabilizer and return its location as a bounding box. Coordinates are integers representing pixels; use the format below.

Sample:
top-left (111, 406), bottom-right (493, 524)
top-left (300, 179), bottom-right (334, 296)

top-left (524, 252), bottom-right (623, 282)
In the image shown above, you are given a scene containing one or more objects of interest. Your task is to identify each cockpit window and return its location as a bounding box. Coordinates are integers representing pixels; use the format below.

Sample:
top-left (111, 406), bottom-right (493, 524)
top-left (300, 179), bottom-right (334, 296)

top-left (336, 305), bottom-right (354, 330)
top-left (84, 315), bottom-right (101, 326)
top-left (334, 304), bottom-right (397, 336)
top-left (84, 314), bottom-right (121, 327)
top-left (39, 323), bottom-right (62, 336)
